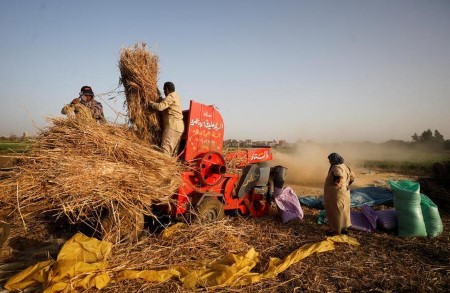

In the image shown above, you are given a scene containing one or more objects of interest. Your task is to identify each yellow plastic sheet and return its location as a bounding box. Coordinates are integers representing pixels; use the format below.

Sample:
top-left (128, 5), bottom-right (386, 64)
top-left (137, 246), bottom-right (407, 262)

top-left (5, 233), bottom-right (112, 292)
top-left (5, 232), bottom-right (359, 291)
top-left (56, 232), bottom-right (112, 262)
top-left (119, 234), bottom-right (359, 288)
top-left (161, 222), bottom-right (187, 238)
top-left (261, 235), bottom-right (359, 280)
top-left (3, 260), bottom-right (53, 291)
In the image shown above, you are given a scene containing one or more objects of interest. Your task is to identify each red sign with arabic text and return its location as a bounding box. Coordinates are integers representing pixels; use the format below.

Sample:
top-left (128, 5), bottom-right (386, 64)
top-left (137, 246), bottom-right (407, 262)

top-left (183, 100), bottom-right (224, 161)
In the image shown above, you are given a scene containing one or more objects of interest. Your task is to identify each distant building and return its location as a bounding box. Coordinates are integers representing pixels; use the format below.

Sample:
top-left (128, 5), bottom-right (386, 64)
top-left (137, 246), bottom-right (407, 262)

top-left (224, 138), bottom-right (295, 149)
top-left (224, 139), bottom-right (240, 148)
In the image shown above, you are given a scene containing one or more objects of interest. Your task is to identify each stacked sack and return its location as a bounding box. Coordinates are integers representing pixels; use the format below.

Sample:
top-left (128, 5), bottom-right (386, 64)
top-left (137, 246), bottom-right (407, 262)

top-left (420, 193), bottom-right (444, 237)
top-left (389, 180), bottom-right (443, 237)
top-left (350, 205), bottom-right (398, 233)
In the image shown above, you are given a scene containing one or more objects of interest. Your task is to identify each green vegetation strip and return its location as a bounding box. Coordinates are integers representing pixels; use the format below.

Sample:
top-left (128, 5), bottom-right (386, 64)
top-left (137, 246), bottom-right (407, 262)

top-left (359, 159), bottom-right (445, 175)
top-left (0, 142), bottom-right (32, 153)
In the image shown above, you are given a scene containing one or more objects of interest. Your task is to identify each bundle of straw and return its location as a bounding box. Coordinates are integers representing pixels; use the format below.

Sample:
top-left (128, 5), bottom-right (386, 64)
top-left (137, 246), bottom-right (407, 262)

top-left (0, 117), bottom-right (183, 230)
top-left (119, 42), bottom-right (162, 145)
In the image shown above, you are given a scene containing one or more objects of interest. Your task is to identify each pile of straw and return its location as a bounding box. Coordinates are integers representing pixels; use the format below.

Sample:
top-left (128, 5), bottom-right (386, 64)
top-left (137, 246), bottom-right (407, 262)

top-left (119, 42), bottom-right (162, 145)
top-left (0, 117), bottom-right (182, 232)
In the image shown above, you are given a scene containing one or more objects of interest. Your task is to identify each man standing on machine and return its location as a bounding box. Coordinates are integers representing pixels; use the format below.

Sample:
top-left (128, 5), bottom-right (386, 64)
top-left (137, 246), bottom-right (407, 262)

top-left (149, 81), bottom-right (184, 156)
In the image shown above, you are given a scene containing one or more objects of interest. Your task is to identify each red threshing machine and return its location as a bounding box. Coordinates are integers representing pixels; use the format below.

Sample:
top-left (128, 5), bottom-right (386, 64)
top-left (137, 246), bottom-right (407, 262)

top-left (154, 100), bottom-right (287, 223)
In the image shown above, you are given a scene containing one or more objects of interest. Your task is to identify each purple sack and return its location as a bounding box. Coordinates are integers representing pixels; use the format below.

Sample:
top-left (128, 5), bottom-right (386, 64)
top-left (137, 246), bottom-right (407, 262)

top-left (274, 186), bottom-right (304, 223)
top-left (350, 205), bottom-right (378, 232)
top-left (361, 205), bottom-right (378, 231)
top-left (350, 211), bottom-right (376, 232)
top-left (376, 209), bottom-right (397, 231)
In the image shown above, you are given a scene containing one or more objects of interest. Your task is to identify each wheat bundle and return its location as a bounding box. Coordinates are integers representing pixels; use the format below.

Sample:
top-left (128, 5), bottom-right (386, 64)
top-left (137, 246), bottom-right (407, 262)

top-left (0, 117), bottom-right (183, 230)
top-left (119, 42), bottom-right (162, 144)
top-left (60, 103), bottom-right (94, 122)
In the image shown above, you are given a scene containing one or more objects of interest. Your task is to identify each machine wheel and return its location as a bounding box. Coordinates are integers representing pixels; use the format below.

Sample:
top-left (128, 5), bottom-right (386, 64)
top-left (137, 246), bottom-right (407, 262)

top-left (195, 197), bottom-right (225, 224)
top-left (198, 152), bottom-right (226, 186)
top-left (101, 206), bottom-right (144, 243)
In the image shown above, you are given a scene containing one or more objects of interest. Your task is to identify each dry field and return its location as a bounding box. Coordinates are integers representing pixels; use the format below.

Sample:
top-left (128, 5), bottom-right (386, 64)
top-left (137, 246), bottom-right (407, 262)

top-left (0, 159), bottom-right (449, 292)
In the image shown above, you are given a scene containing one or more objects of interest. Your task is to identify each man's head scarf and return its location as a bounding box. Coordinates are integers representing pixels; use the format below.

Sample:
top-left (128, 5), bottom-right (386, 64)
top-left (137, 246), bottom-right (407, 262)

top-left (328, 153), bottom-right (344, 165)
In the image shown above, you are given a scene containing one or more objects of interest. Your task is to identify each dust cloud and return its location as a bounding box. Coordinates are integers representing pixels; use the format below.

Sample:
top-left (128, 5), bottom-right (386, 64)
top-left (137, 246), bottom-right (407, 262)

top-left (272, 141), bottom-right (420, 188)
top-left (272, 144), bottom-right (329, 188)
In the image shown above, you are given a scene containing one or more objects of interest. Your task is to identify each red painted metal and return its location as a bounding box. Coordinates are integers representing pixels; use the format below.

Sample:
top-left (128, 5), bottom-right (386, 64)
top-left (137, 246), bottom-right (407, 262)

top-left (198, 151), bottom-right (226, 186)
top-left (182, 100), bottom-right (224, 161)
top-left (168, 100), bottom-right (273, 218)
top-left (224, 148), bottom-right (273, 167)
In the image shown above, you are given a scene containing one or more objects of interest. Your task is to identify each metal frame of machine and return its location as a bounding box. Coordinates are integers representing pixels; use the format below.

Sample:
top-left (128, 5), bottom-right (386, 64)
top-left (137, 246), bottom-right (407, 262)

top-left (157, 100), bottom-right (286, 222)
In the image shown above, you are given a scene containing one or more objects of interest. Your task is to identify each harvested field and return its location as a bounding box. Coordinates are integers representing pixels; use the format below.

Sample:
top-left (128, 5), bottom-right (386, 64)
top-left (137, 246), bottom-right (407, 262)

top-left (0, 165), bottom-right (448, 292)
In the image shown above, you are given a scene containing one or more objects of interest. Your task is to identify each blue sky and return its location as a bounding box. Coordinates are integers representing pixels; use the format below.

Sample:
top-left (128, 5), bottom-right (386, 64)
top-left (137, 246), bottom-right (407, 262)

top-left (1, 0), bottom-right (449, 142)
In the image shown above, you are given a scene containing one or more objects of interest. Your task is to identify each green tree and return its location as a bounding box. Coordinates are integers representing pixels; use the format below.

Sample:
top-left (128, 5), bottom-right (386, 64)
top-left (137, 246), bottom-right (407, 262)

top-left (434, 130), bottom-right (444, 143)
top-left (420, 129), bottom-right (433, 142)
top-left (411, 129), bottom-right (446, 149)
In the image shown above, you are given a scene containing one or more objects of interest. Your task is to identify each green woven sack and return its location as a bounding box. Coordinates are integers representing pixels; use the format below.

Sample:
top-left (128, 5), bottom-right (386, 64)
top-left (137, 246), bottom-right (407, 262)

top-left (420, 194), bottom-right (443, 237)
top-left (389, 180), bottom-right (427, 237)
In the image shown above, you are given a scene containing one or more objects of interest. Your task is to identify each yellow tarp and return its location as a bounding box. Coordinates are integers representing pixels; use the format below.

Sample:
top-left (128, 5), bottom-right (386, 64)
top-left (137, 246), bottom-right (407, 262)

top-left (5, 232), bottom-right (359, 291)
top-left (161, 222), bottom-right (187, 238)
top-left (5, 233), bottom-right (112, 292)
top-left (119, 234), bottom-right (360, 288)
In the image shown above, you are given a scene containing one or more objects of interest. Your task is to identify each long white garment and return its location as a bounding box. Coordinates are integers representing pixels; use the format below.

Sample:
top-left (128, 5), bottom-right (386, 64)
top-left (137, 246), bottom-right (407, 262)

top-left (323, 164), bottom-right (355, 233)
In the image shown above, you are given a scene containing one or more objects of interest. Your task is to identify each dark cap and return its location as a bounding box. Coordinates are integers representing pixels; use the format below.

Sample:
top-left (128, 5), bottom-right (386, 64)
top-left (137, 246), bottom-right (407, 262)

top-left (328, 153), bottom-right (344, 165)
top-left (163, 82), bottom-right (175, 93)
top-left (79, 85), bottom-right (94, 96)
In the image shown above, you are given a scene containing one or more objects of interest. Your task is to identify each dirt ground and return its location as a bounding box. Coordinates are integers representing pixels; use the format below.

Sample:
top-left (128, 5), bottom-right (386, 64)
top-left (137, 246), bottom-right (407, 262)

top-left (287, 166), bottom-right (417, 197)
top-left (0, 163), bottom-right (448, 292)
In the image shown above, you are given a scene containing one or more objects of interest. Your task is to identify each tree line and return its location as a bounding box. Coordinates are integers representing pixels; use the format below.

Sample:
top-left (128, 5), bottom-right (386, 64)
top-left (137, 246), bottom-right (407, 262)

top-left (411, 129), bottom-right (450, 150)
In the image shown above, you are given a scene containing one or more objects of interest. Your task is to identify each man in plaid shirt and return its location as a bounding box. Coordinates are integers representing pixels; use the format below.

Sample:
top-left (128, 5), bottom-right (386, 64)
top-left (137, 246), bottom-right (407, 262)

top-left (61, 85), bottom-right (105, 122)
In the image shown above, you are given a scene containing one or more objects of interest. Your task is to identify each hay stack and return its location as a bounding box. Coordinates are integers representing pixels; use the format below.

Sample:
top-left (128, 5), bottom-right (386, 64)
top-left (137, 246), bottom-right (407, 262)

top-left (0, 117), bottom-right (183, 231)
top-left (119, 42), bottom-right (162, 145)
